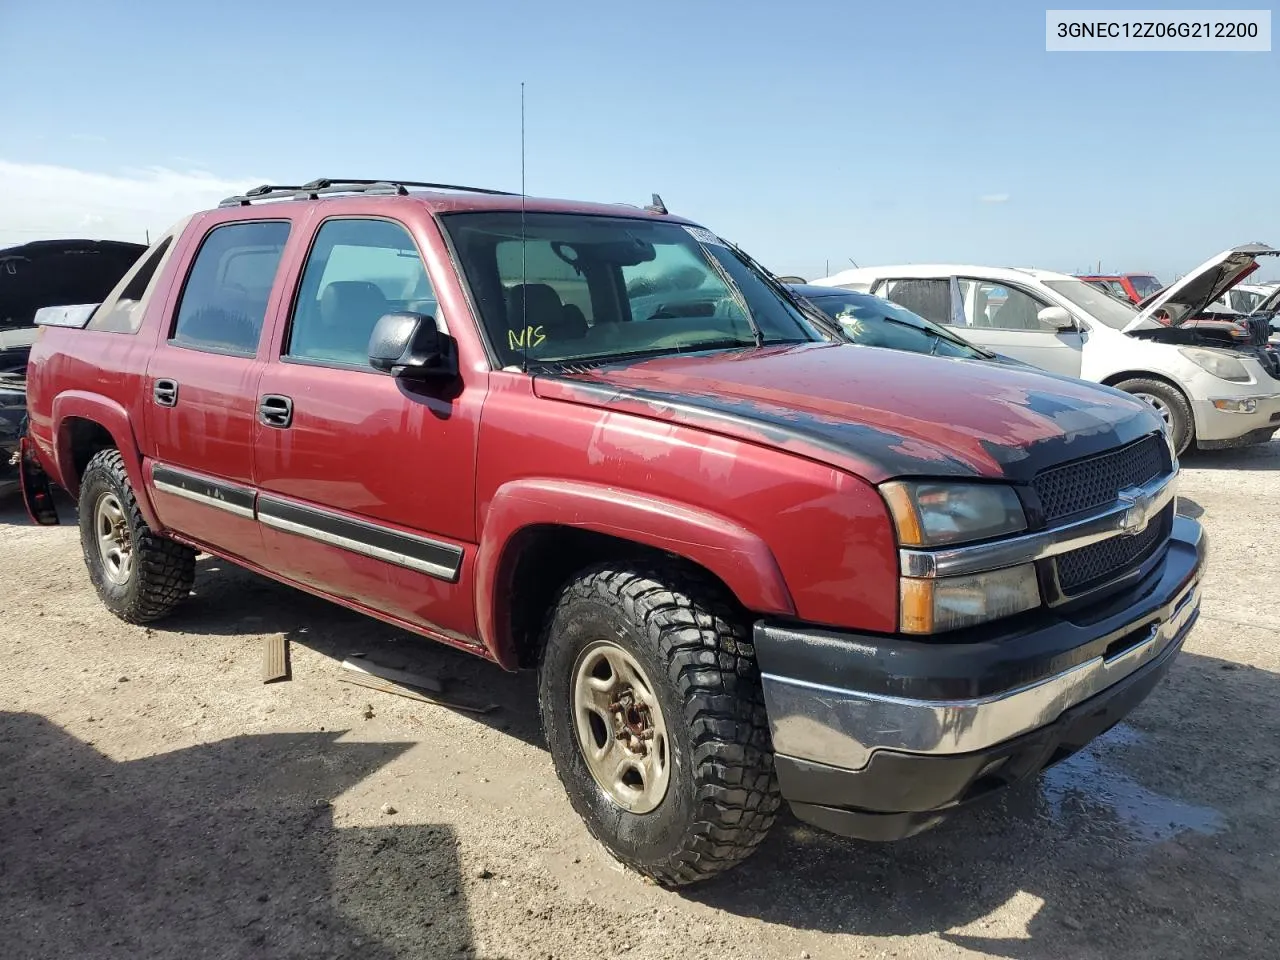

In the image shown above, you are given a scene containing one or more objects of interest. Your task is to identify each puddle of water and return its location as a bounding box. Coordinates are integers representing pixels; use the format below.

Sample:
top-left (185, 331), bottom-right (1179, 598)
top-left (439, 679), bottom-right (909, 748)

top-left (1040, 723), bottom-right (1225, 842)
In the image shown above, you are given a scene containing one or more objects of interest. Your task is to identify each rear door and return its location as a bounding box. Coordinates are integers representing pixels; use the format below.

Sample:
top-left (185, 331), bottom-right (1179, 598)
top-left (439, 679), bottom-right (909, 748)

top-left (143, 217), bottom-right (295, 562)
top-left (252, 214), bottom-right (481, 642)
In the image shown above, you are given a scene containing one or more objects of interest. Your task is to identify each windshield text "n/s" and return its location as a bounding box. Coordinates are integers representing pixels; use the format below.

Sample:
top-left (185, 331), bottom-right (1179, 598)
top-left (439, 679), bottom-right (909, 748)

top-left (509, 325), bottom-right (547, 349)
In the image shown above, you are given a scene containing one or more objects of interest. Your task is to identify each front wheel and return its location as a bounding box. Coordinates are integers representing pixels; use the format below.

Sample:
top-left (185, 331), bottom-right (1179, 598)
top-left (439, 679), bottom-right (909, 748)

top-left (538, 562), bottom-right (780, 886)
top-left (78, 449), bottom-right (196, 623)
top-left (1115, 377), bottom-right (1194, 456)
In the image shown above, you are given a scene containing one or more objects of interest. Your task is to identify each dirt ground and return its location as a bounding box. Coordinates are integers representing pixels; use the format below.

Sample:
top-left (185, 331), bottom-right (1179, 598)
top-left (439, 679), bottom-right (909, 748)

top-left (2, 443), bottom-right (1279, 960)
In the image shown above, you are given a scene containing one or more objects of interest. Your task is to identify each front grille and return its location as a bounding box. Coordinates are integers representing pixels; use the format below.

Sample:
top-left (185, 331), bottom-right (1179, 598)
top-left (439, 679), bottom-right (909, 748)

top-left (1244, 315), bottom-right (1272, 347)
top-left (1054, 504), bottom-right (1171, 594)
top-left (1032, 434), bottom-right (1164, 522)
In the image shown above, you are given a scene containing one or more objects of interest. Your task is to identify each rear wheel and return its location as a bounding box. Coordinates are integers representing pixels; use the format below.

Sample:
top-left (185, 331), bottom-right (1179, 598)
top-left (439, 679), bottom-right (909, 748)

top-left (538, 562), bottom-right (780, 886)
top-left (78, 449), bottom-right (196, 623)
top-left (1115, 377), bottom-right (1194, 456)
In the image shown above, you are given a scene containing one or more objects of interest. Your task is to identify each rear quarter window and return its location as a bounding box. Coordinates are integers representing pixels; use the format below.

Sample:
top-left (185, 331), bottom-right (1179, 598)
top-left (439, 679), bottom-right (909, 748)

top-left (879, 278), bottom-right (953, 325)
top-left (86, 237), bottom-right (175, 334)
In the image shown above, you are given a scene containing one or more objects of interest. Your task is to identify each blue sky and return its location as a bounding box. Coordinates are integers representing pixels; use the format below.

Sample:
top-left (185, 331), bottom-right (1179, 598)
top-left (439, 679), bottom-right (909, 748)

top-left (1, 0), bottom-right (1277, 282)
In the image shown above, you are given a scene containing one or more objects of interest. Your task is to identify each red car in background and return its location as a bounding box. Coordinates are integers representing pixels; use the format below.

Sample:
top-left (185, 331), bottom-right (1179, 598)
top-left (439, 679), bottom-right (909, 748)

top-left (1078, 273), bottom-right (1163, 304)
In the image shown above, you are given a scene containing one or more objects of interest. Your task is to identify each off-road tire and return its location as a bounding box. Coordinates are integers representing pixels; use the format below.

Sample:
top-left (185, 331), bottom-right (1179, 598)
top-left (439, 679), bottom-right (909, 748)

top-left (1115, 377), bottom-right (1194, 456)
top-left (538, 561), bottom-right (780, 886)
top-left (79, 449), bottom-right (195, 623)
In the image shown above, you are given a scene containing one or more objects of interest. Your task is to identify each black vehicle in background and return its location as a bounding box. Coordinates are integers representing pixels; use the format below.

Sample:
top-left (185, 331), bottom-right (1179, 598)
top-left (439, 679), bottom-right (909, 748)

top-left (0, 239), bottom-right (145, 497)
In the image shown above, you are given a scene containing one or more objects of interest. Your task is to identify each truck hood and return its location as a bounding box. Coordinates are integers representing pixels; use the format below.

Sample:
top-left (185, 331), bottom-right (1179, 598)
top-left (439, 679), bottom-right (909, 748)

top-left (533, 343), bottom-right (1162, 484)
top-left (1, 238), bottom-right (146, 374)
top-left (1127, 243), bottom-right (1279, 332)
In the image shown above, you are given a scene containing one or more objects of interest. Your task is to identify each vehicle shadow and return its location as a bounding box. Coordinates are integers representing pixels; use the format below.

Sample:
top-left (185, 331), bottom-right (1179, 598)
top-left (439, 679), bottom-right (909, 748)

top-left (687, 650), bottom-right (1280, 958)
top-left (11, 498), bottom-right (1278, 957)
top-left (1185, 440), bottom-right (1280, 470)
top-left (0, 712), bottom-right (482, 960)
top-left (157, 560), bottom-right (1280, 956)
top-left (159, 556), bottom-right (545, 750)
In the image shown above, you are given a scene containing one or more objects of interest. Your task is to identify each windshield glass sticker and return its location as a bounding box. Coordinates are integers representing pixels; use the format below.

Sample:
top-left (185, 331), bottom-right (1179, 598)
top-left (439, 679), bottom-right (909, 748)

top-left (684, 226), bottom-right (727, 247)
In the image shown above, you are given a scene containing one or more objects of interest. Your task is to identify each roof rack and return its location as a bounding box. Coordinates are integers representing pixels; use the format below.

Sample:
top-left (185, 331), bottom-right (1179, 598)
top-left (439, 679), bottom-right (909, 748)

top-left (218, 178), bottom-right (518, 208)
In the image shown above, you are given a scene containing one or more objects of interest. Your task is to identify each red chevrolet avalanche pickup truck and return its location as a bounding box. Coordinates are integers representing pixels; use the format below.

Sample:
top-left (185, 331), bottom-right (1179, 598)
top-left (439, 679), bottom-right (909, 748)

top-left (20, 179), bottom-right (1205, 885)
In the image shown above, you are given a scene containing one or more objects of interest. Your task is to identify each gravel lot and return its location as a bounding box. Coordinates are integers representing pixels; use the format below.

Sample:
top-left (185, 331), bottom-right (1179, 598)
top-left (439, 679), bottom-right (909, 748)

top-left (2, 443), bottom-right (1279, 960)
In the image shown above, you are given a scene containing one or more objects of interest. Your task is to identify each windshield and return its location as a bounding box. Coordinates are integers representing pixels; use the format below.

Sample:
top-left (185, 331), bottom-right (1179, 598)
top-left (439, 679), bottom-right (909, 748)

top-left (1129, 275), bottom-right (1162, 300)
top-left (805, 291), bottom-right (988, 359)
top-left (1228, 289), bottom-right (1266, 314)
top-left (440, 212), bottom-right (815, 366)
top-left (1042, 279), bottom-right (1138, 330)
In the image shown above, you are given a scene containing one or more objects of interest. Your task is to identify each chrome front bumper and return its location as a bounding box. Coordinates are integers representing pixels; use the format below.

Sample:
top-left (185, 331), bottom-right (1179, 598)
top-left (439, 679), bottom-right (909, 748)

top-left (753, 515), bottom-right (1205, 831)
top-left (762, 575), bottom-right (1198, 771)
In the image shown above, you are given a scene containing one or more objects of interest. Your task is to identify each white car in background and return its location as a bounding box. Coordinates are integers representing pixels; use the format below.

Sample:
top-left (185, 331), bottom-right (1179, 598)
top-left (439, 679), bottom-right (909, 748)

top-left (1207, 281), bottom-right (1280, 316)
top-left (814, 245), bottom-right (1280, 455)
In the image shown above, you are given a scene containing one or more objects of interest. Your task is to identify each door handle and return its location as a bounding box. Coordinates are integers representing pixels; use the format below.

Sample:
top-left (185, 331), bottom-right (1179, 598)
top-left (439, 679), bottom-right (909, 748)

top-left (258, 394), bottom-right (293, 428)
top-left (153, 379), bottom-right (178, 407)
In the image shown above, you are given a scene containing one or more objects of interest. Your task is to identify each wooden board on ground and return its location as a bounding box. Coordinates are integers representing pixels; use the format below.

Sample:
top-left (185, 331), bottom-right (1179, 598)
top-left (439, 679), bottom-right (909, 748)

top-left (338, 663), bottom-right (498, 715)
top-left (262, 634), bottom-right (290, 683)
top-left (341, 656), bottom-right (444, 693)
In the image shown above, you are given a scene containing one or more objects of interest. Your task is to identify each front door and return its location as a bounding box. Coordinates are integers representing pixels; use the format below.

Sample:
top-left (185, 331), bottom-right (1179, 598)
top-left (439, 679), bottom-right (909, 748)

top-left (951, 278), bottom-right (1085, 377)
top-left (143, 218), bottom-right (294, 562)
top-left (252, 216), bottom-right (481, 642)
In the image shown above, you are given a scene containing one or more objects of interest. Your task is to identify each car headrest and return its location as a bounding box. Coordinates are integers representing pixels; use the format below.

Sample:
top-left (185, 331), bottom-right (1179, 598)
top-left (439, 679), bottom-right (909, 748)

top-left (506, 283), bottom-right (564, 331)
top-left (320, 280), bottom-right (389, 328)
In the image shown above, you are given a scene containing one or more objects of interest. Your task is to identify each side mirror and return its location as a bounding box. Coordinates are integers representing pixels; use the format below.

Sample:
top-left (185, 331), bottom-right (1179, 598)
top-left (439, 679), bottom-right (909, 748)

top-left (368, 312), bottom-right (456, 379)
top-left (1037, 306), bottom-right (1076, 331)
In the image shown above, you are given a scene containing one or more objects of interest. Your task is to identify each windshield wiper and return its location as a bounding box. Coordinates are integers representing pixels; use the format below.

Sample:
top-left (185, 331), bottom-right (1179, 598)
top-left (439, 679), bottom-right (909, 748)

top-left (675, 336), bottom-right (761, 353)
top-left (529, 338), bottom-right (761, 370)
top-left (879, 317), bottom-right (991, 358)
top-left (722, 241), bottom-right (831, 341)
top-left (696, 247), bottom-right (765, 347)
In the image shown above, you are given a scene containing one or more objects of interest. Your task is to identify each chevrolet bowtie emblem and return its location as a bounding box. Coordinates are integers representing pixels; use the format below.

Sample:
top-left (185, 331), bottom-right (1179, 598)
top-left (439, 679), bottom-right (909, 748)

top-left (1116, 485), bottom-right (1155, 535)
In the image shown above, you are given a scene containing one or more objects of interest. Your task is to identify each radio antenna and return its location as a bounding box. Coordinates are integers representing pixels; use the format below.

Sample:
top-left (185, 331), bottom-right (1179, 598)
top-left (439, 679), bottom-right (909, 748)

top-left (519, 81), bottom-right (529, 373)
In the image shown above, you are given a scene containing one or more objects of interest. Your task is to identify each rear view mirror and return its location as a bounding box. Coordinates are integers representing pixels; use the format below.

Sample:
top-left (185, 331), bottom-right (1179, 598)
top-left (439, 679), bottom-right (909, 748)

top-left (368, 312), bottom-right (456, 379)
top-left (1038, 306), bottom-right (1076, 331)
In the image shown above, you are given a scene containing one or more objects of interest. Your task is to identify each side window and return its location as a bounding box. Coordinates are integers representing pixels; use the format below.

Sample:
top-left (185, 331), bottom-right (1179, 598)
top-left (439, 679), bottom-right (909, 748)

top-left (880, 278), bottom-right (952, 325)
top-left (288, 218), bottom-right (433, 368)
top-left (1106, 280), bottom-right (1130, 301)
top-left (958, 279), bottom-right (1049, 331)
top-left (172, 221), bottom-right (290, 354)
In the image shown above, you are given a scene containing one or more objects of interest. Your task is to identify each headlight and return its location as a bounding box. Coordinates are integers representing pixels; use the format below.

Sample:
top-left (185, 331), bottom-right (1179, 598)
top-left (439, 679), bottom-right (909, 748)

top-left (900, 564), bottom-right (1041, 634)
top-left (1179, 347), bottom-right (1250, 383)
top-left (880, 481), bottom-right (1026, 547)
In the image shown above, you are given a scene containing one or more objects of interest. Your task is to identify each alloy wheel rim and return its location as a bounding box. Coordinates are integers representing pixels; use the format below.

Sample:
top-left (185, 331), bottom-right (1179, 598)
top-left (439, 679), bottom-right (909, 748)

top-left (571, 640), bottom-right (671, 814)
top-left (1133, 392), bottom-right (1173, 426)
top-left (94, 492), bottom-right (133, 585)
